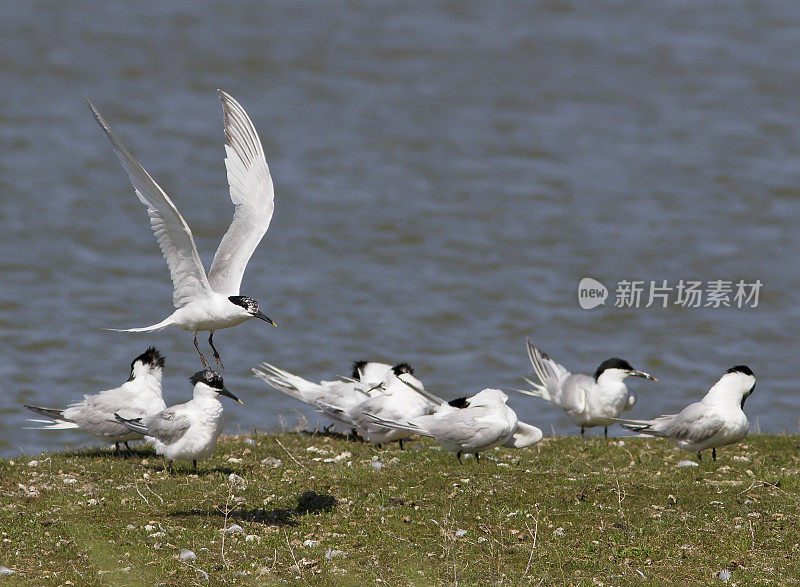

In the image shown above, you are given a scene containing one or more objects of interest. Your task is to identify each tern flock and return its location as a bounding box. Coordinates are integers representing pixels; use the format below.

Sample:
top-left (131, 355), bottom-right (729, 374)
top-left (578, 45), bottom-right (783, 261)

top-left (23, 92), bottom-right (755, 471)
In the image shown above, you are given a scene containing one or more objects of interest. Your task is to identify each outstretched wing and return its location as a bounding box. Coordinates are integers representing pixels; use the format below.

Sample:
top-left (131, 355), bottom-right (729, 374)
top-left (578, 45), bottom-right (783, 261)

top-left (207, 91), bottom-right (275, 296)
top-left (88, 99), bottom-right (212, 307)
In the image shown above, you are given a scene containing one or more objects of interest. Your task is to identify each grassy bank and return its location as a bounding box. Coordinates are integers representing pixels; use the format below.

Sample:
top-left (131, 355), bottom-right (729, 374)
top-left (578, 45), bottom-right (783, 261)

top-left (1, 432), bottom-right (798, 585)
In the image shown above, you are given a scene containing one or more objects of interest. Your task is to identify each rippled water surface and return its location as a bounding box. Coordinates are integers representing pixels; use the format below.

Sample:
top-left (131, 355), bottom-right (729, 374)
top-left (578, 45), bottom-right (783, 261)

top-left (2, 2), bottom-right (800, 457)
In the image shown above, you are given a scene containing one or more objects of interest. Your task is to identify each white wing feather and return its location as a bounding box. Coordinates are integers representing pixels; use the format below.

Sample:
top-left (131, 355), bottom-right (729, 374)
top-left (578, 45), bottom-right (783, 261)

top-left (88, 98), bottom-right (212, 307)
top-left (207, 91), bottom-right (275, 295)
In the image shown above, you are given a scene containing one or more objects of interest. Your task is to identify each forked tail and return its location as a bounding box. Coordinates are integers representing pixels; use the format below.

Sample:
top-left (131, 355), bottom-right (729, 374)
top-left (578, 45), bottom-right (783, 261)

top-left (252, 363), bottom-right (321, 404)
top-left (23, 406), bottom-right (79, 430)
top-left (114, 413), bottom-right (149, 436)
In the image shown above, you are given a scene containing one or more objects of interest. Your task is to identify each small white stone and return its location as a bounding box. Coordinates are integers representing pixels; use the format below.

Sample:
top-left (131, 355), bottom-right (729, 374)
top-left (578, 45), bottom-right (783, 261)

top-left (555, 527), bottom-right (565, 536)
top-left (261, 457), bottom-right (282, 467)
top-left (228, 473), bottom-right (246, 485)
top-left (179, 549), bottom-right (196, 561)
top-left (225, 524), bottom-right (244, 534)
top-left (63, 477), bottom-right (77, 485)
top-left (87, 499), bottom-right (99, 506)
top-left (718, 569), bottom-right (731, 581)
top-left (245, 535), bottom-right (259, 542)
top-left (144, 525), bottom-right (155, 532)
top-left (244, 438), bottom-right (256, 445)
top-left (228, 457), bottom-right (243, 464)
top-left (149, 532), bottom-right (165, 538)
top-left (27, 460), bottom-right (38, 467)
top-left (371, 461), bottom-right (383, 471)
top-left (677, 460), bottom-right (699, 468)
top-left (0, 567), bottom-right (14, 575)
top-left (303, 540), bottom-right (320, 547)
top-left (325, 548), bottom-right (344, 559)
top-left (732, 456), bottom-right (750, 462)
top-left (455, 529), bottom-right (467, 538)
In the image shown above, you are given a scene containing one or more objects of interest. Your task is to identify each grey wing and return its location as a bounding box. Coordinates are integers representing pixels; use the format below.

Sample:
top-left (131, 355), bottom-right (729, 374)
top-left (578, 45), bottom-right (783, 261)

top-left (552, 374), bottom-right (590, 416)
top-left (63, 397), bottom-right (142, 439)
top-left (657, 403), bottom-right (725, 444)
top-left (87, 99), bottom-right (212, 307)
top-left (207, 91), bottom-right (275, 296)
top-left (144, 408), bottom-right (192, 444)
top-left (426, 408), bottom-right (501, 450)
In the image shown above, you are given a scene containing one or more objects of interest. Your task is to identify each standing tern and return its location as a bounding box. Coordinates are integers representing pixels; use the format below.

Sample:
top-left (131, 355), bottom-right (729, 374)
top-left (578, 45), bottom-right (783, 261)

top-left (616, 365), bottom-right (756, 462)
top-left (24, 347), bottom-right (166, 452)
top-left (518, 338), bottom-right (656, 437)
top-left (88, 91), bottom-right (277, 369)
top-left (365, 388), bottom-right (542, 462)
top-left (115, 370), bottom-right (242, 473)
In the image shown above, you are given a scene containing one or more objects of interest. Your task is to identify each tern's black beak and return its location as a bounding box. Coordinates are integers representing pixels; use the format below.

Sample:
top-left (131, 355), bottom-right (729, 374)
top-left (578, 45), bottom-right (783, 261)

top-left (629, 369), bottom-right (657, 382)
top-left (741, 384), bottom-right (755, 409)
top-left (253, 310), bottom-right (277, 326)
top-left (219, 387), bottom-right (244, 404)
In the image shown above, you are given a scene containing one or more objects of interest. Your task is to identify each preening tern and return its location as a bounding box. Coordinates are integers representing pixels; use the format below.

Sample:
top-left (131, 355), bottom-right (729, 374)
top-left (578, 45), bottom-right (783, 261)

top-left (88, 91), bottom-right (277, 369)
top-left (253, 361), bottom-right (432, 446)
top-left (115, 370), bottom-right (241, 473)
top-left (24, 347), bottom-right (166, 452)
top-left (518, 338), bottom-right (656, 437)
top-left (366, 388), bottom-right (542, 462)
top-left (616, 365), bottom-right (755, 462)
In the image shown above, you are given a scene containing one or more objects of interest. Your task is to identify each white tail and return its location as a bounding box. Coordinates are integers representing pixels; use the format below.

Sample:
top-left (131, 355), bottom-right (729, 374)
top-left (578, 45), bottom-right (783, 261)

top-left (106, 317), bottom-right (175, 333)
top-left (24, 418), bottom-right (79, 430)
top-left (253, 363), bottom-right (323, 403)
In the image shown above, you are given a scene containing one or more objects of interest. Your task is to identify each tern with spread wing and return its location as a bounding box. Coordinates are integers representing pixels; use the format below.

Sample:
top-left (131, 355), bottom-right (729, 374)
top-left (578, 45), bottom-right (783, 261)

top-left (518, 338), bottom-right (656, 437)
top-left (115, 370), bottom-right (242, 473)
top-left (88, 91), bottom-right (276, 369)
top-left (616, 365), bottom-right (755, 462)
top-left (24, 347), bottom-right (166, 452)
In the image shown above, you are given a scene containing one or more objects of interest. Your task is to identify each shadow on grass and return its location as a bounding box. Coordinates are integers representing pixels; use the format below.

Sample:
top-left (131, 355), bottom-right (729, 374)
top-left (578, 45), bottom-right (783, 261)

top-left (63, 445), bottom-right (155, 459)
top-left (169, 491), bottom-right (336, 527)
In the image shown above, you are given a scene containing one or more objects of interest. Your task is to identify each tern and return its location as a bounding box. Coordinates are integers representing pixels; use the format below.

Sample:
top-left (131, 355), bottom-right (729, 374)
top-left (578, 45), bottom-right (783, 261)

top-left (254, 361), bottom-right (432, 446)
top-left (616, 365), bottom-right (756, 462)
top-left (517, 338), bottom-right (656, 437)
top-left (314, 364), bottom-right (435, 447)
top-left (365, 388), bottom-right (542, 462)
top-left (115, 370), bottom-right (242, 473)
top-left (88, 91), bottom-right (277, 369)
top-left (24, 347), bottom-right (166, 452)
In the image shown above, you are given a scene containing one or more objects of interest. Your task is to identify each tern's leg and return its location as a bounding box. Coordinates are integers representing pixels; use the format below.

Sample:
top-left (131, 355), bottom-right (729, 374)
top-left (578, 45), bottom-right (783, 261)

top-left (194, 334), bottom-right (210, 369)
top-left (193, 459), bottom-right (198, 474)
top-left (475, 452), bottom-right (480, 463)
top-left (167, 460), bottom-right (174, 474)
top-left (604, 426), bottom-right (608, 439)
top-left (208, 331), bottom-right (223, 368)
top-left (697, 451), bottom-right (702, 463)
top-left (712, 448), bottom-right (717, 462)
top-left (399, 439), bottom-right (404, 451)
top-left (456, 451), bottom-right (463, 464)
top-left (114, 442), bottom-right (121, 455)
top-left (580, 426), bottom-right (585, 437)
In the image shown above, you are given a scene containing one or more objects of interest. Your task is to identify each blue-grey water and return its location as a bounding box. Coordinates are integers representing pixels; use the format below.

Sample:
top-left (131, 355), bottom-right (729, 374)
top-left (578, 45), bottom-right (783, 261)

top-left (2, 2), bottom-right (799, 458)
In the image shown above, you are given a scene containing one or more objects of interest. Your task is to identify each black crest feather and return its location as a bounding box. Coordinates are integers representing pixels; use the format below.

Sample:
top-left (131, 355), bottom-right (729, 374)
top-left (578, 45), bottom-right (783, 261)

top-left (594, 358), bottom-right (634, 381)
top-left (190, 370), bottom-right (225, 390)
top-left (726, 365), bottom-right (754, 377)
top-left (351, 360), bottom-right (369, 381)
top-left (448, 397), bottom-right (470, 409)
top-left (130, 347), bottom-right (165, 375)
top-left (392, 362), bottom-right (415, 376)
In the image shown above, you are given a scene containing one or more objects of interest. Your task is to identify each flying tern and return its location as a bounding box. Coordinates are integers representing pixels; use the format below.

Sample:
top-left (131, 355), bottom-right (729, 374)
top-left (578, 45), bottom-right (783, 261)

top-left (365, 388), bottom-right (542, 462)
top-left (24, 347), bottom-right (167, 452)
top-left (518, 338), bottom-right (656, 437)
top-left (616, 365), bottom-right (755, 462)
top-left (88, 91), bottom-right (277, 369)
top-left (115, 370), bottom-right (241, 473)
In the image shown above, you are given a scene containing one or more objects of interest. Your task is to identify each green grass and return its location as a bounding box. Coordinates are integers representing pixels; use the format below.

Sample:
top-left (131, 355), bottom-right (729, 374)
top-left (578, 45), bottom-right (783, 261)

top-left (1, 432), bottom-right (799, 585)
